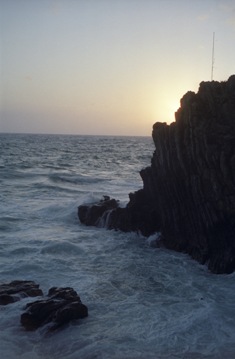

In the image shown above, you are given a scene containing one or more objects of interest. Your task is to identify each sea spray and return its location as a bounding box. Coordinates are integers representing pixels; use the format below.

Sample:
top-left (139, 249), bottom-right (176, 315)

top-left (1, 133), bottom-right (235, 359)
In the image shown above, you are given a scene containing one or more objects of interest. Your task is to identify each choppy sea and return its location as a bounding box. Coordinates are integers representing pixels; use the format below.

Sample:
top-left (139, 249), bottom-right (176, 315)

top-left (0, 133), bottom-right (235, 359)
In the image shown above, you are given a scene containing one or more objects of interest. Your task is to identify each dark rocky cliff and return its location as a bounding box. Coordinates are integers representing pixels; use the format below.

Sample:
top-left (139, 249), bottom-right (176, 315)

top-left (78, 75), bottom-right (235, 274)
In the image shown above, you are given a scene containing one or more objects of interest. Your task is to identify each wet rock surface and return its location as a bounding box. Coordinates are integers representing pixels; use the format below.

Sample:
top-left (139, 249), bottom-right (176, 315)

top-left (0, 280), bottom-right (43, 305)
top-left (21, 287), bottom-right (88, 332)
top-left (78, 75), bottom-right (235, 274)
top-left (0, 281), bottom-right (88, 332)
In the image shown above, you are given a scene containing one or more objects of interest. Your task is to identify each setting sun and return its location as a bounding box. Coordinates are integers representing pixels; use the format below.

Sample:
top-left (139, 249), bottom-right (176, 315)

top-left (1, 0), bottom-right (235, 136)
top-left (167, 100), bottom-right (181, 123)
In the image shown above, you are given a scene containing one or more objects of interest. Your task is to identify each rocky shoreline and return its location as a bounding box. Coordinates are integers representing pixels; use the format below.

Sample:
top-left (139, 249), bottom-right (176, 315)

top-left (78, 75), bottom-right (235, 274)
top-left (0, 280), bottom-right (88, 332)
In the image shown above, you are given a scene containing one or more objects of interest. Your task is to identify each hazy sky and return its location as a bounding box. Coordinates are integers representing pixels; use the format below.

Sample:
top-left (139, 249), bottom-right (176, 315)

top-left (1, 0), bottom-right (235, 136)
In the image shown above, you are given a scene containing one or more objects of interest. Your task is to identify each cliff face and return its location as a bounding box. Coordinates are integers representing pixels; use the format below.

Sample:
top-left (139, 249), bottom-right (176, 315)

top-left (141, 75), bottom-right (235, 273)
top-left (78, 75), bottom-right (235, 274)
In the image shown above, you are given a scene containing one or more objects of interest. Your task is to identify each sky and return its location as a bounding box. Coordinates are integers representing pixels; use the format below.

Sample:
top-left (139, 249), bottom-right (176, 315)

top-left (1, 0), bottom-right (235, 136)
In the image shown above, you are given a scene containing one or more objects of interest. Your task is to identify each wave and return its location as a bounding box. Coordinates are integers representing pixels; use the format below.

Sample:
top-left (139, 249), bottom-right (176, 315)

top-left (0, 216), bottom-right (24, 232)
top-left (41, 241), bottom-right (85, 256)
top-left (1, 133), bottom-right (235, 359)
top-left (48, 172), bottom-right (107, 185)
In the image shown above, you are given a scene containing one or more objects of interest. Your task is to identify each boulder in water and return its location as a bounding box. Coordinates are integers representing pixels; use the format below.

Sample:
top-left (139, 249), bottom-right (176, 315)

top-left (21, 286), bottom-right (88, 331)
top-left (0, 280), bottom-right (43, 305)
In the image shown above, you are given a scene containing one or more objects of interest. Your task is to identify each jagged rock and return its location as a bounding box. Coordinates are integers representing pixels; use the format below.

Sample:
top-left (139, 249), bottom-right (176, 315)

top-left (0, 280), bottom-right (43, 305)
top-left (0, 281), bottom-right (88, 332)
top-left (78, 75), bottom-right (235, 274)
top-left (78, 192), bottom-right (160, 235)
top-left (21, 287), bottom-right (88, 331)
top-left (78, 196), bottom-right (120, 227)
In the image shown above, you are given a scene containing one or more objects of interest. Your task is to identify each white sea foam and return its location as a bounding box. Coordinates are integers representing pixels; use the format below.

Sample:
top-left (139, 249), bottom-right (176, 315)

top-left (0, 133), bottom-right (235, 359)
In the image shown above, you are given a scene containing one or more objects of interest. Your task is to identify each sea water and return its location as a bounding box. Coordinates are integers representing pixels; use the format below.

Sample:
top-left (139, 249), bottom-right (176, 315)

top-left (0, 133), bottom-right (235, 359)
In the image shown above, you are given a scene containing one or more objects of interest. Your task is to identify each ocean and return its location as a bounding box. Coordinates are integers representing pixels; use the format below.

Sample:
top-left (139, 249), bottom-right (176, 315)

top-left (0, 133), bottom-right (235, 359)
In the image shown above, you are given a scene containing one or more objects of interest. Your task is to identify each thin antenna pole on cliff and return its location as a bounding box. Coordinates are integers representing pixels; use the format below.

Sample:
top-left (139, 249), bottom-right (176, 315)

top-left (211, 32), bottom-right (215, 80)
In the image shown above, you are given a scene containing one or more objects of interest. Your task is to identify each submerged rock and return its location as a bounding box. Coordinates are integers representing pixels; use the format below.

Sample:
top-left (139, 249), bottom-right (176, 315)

top-left (0, 281), bottom-right (88, 332)
top-left (21, 286), bottom-right (88, 331)
top-left (0, 280), bottom-right (43, 305)
top-left (78, 75), bottom-right (235, 274)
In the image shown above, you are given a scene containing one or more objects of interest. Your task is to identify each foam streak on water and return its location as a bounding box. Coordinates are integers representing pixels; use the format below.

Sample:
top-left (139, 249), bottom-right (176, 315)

top-left (0, 133), bottom-right (235, 359)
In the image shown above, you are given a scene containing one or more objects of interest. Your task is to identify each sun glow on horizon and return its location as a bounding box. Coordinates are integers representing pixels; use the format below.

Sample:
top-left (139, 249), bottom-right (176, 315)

top-left (1, 0), bottom-right (235, 136)
top-left (152, 94), bottom-right (182, 125)
top-left (167, 100), bottom-right (181, 123)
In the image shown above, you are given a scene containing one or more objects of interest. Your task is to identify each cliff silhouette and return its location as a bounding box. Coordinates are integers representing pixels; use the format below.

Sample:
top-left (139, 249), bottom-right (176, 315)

top-left (78, 75), bottom-right (235, 274)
